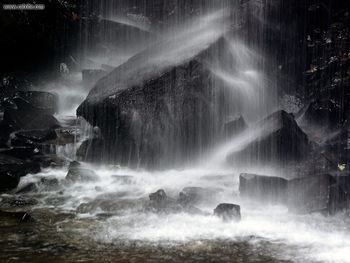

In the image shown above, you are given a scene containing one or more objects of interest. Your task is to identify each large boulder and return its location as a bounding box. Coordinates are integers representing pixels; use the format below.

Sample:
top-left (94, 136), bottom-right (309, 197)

top-left (239, 173), bottom-right (288, 204)
top-left (287, 174), bottom-right (348, 215)
top-left (77, 35), bottom-right (238, 168)
top-left (229, 110), bottom-right (310, 166)
top-left (2, 97), bottom-right (60, 131)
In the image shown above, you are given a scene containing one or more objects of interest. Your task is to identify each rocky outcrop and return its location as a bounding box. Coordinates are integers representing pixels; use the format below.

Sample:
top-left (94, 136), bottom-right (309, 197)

top-left (239, 173), bottom-right (288, 204)
top-left (77, 36), bottom-right (236, 168)
top-left (229, 110), bottom-right (310, 166)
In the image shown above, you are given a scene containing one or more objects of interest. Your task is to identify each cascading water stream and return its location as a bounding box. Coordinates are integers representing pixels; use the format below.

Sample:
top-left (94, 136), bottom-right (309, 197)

top-left (2, 1), bottom-right (350, 263)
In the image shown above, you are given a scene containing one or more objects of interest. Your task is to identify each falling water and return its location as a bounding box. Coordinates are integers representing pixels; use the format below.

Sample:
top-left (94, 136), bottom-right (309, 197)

top-left (2, 1), bottom-right (350, 263)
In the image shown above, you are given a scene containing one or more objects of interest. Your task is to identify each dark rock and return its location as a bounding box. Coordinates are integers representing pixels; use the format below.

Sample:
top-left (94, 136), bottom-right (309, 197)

top-left (287, 174), bottom-right (348, 215)
top-left (149, 189), bottom-right (167, 203)
top-left (76, 138), bottom-right (104, 163)
top-left (76, 193), bottom-right (147, 214)
top-left (31, 155), bottom-right (66, 168)
top-left (15, 91), bottom-right (58, 115)
top-left (0, 196), bottom-right (38, 208)
top-left (77, 37), bottom-right (237, 168)
top-left (301, 99), bottom-right (343, 129)
top-left (0, 154), bottom-right (40, 192)
top-left (0, 146), bottom-right (41, 160)
top-left (2, 97), bottom-right (60, 131)
top-left (214, 203), bottom-right (241, 221)
top-left (0, 170), bottom-right (20, 192)
top-left (332, 174), bottom-right (350, 194)
top-left (15, 183), bottom-right (38, 194)
top-left (148, 189), bottom-right (182, 213)
top-left (239, 173), bottom-right (288, 204)
top-left (0, 210), bottom-right (34, 223)
top-left (40, 178), bottom-right (60, 191)
top-left (14, 129), bottom-right (57, 143)
top-left (65, 167), bottom-right (98, 183)
top-left (224, 116), bottom-right (247, 138)
top-left (54, 128), bottom-right (76, 145)
top-left (178, 187), bottom-right (219, 206)
top-left (68, 160), bottom-right (81, 169)
top-left (229, 110), bottom-right (310, 166)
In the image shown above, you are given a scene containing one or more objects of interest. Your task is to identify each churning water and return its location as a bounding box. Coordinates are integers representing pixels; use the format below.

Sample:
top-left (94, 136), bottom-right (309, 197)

top-left (13, 165), bottom-right (350, 263)
top-left (2, 2), bottom-right (348, 263)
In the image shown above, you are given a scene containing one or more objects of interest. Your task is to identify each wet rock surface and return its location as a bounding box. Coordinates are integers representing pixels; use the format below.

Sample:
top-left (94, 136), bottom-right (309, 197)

top-left (224, 116), bottom-right (247, 138)
top-left (2, 97), bottom-right (60, 131)
top-left (214, 203), bottom-right (241, 221)
top-left (65, 166), bottom-right (98, 183)
top-left (77, 37), bottom-right (235, 168)
top-left (229, 110), bottom-right (310, 166)
top-left (76, 138), bottom-right (104, 163)
top-left (239, 173), bottom-right (288, 204)
top-left (0, 154), bottom-right (40, 192)
top-left (287, 174), bottom-right (348, 215)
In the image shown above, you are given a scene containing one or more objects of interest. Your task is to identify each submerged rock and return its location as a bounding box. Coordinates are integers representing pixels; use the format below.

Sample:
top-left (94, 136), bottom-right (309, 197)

top-left (148, 189), bottom-right (182, 213)
top-left (111, 175), bottom-right (134, 184)
top-left (39, 177), bottom-right (60, 191)
top-left (15, 182), bottom-right (38, 194)
top-left (65, 166), bottom-right (98, 183)
top-left (229, 110), bottom-right (310, 166)
top-left (239, 173), bottom-right (288, 204)
top-left (214, 203), bottom-right (241, 221)
top-left (76, 193), bottom-right (147, 215)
